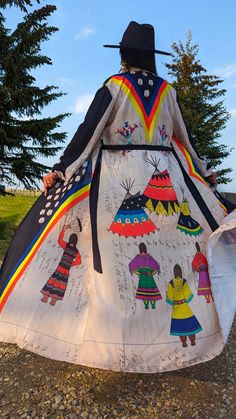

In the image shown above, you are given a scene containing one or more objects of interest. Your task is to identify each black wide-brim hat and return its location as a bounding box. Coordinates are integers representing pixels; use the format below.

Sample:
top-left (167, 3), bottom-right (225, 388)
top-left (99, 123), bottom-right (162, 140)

top-left (104, 21), bottom-right (172, 56)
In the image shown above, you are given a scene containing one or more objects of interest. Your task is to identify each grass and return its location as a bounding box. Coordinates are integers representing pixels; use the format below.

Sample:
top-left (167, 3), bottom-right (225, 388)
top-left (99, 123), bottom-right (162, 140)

top-left (0, 195), bottom-right (37, 261)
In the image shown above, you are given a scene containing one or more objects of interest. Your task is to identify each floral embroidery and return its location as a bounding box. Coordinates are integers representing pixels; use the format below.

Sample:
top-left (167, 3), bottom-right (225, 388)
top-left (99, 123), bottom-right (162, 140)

top-left (116, 122), bottom-right (138, 144)
top-left (158, 124), bottom-right (168, 144)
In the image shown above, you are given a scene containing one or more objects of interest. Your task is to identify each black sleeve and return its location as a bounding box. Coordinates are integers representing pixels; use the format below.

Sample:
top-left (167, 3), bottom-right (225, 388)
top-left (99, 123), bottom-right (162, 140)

top-left (53, 85), bottom-right (113, 179)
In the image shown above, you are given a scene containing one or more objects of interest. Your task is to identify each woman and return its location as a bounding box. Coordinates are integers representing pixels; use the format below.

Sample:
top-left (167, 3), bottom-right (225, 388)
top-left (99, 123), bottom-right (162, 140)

top-left (129, 242), bottom-right (161, 310)
top-left (192, 242), bottom-right (213, 303)
top-left (166, 264), bottom-right (202, 348)
top-left (0, 21), bottom-right (235, 372)
top-left (40, 223), bottom-right (82, 306)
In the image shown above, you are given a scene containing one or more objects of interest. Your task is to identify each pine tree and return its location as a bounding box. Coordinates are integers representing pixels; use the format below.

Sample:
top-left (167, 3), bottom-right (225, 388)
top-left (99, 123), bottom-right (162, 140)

top-left (0, 1), bottom-right (70, 188)
top-left (166, 32), bottom-right (232, 184)
top-left (0, 0), bottom-right (40, 13)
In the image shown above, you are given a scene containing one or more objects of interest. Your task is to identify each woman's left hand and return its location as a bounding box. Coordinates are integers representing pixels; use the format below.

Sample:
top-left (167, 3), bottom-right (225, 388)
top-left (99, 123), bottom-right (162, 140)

top-left (206, 172), bottom-right (217, 187)
top-left (43, 172), bottom-right (59, 196)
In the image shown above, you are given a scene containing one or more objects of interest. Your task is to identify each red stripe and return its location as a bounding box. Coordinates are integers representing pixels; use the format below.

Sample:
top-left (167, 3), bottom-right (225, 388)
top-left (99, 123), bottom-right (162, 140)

top-left (122, 77), bottom-right (150, 126)
top-left (149, 80), bottom-right (168, 121)
top-left (173, 137), bottom-right (204, 181)
top-left (112, 76), bottom-right (168, 129)
top-left (0, 189), bottom-right (89, 312)
top-left (47, 279), bottom-right (67, 290)
top-left (56, 266), bottom-right (70, 275)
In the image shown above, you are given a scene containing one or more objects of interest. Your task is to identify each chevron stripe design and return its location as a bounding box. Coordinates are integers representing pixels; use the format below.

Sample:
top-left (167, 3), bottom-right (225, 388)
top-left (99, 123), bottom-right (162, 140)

top-left (108, 75), bottom-right (171, 143)
top-left (0, 165), bottom-right (92, 313)
top-left (172, 136), bottom-right (228, 214)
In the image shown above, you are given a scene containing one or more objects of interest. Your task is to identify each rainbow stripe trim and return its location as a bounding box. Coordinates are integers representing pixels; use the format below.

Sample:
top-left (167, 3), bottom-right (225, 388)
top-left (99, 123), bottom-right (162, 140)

top-left (172, 137), bottom-right (227, 213)
top-left (108, 75), bottom-right (171, 143)
top-left (0, 174), bottom-right (91, 312)
top-left (172, 137), bottom-right (209, 186)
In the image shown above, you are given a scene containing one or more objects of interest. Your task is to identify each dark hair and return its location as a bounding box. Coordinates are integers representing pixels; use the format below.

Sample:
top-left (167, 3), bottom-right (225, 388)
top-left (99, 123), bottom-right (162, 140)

top-left (68, 233), bottom-right (78, 247)
top-left (195, 242), bottom-right (200, 252)
top-left (120, 48), bottom-right (157, 74)
top-left (139, 242), bottom-right (147, 254)
top-left (174, 264), bottom-right (182, 278)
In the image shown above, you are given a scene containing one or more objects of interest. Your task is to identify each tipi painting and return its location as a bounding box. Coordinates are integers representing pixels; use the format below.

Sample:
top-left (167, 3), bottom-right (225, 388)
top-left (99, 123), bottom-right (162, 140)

top-left (142, 155), bottom-right (180, 216)
top-left (176, 198), bottom-right (204, 237)
top-left (108, 179), bottom-right (157, 238)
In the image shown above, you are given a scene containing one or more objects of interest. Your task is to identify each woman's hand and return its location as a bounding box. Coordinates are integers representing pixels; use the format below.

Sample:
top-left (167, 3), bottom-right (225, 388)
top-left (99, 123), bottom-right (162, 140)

top-left (43, 172), bottom-right (59, 196)
top-left (206, 171), bottom-right (217, 187)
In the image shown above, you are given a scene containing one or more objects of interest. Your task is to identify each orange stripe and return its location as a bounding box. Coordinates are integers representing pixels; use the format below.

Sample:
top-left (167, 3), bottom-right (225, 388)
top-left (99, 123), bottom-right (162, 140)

top-left (149, 80), bottom-right (168, 122)
top-left (121, 77), bottom-right (149, 126)
top-left (173, 137), bottom-right (227, 213)
top-left (111, 76), bottom-right (168, 129)
top-left (0, 190), bottom-right (89, 312)
top-left (173, 137), bottom-right (208, 185)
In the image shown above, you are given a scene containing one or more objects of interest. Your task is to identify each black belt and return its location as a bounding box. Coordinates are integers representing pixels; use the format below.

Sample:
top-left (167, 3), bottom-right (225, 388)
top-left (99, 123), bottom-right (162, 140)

top-left (102, 143), bottom-right (173, 151)
top-left (90, 144), bottom-right (173, 273)
top-left (90, 142), bottom-right (219, 274)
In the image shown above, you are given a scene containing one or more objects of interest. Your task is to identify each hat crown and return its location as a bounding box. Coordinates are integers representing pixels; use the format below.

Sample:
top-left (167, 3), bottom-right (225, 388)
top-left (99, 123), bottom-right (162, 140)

top-left (120, 21), bottom-right (155, 51)
top-left (103, 21), bottom-right (172, 57)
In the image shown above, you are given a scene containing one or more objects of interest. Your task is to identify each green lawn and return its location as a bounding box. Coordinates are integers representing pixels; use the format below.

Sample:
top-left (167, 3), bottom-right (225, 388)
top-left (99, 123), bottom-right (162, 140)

top-left (0, 195), bottom-right (37, 261)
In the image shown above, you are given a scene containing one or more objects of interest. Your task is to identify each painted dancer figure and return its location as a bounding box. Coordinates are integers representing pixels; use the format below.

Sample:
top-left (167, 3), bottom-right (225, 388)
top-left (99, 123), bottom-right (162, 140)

top-left (129, 243), bottom-right (161, 309)
top-left (1, 21), bottom-right (235, 373)
top-left (41, 222), bottom-right (82, 306)
top-left (192, 242), bottom-right (214, 303)
top-left (166, 264), bottom-right (202, 347)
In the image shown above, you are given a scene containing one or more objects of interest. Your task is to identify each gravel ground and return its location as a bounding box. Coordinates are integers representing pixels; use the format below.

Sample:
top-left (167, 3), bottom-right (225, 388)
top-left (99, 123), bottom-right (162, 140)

top-left (0, 321), bottom-right (235, 419)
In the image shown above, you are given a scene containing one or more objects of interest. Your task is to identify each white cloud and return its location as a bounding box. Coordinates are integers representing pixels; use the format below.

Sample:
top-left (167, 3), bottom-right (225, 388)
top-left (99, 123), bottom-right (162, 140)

top-left (75, 26), bottom-right (95, 40)
top-left (74, 94), bottom-right (94, 114)
top-left (229, 108), bottom-right (236, 117)
top-left (214, 63), bottom-right (236, 78)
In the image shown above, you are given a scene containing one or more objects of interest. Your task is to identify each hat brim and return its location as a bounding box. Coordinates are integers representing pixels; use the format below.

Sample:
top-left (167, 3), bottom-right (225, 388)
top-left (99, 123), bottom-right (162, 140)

top-left (103, 44), bottom-right (173, 56)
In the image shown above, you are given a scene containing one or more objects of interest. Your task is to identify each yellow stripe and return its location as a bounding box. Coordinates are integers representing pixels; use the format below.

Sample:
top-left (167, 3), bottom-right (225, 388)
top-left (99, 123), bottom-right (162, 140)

top-left (177, 225), bottom-right (203, 233)
top-left (149, 84), bottom-right (171, 139)
top-left (108, 78), bottom-right (171, 143)
top-left (0, 184), bottom-right (90, 304)
top-left (180, 145), bottom-right (228, 213)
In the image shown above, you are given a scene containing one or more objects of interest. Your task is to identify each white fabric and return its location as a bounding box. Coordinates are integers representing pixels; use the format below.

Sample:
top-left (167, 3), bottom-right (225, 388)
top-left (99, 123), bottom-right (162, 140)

top-left (0, 69), bottom-right (234, 372)
top-left (207, 211), bottom-right (236, 342)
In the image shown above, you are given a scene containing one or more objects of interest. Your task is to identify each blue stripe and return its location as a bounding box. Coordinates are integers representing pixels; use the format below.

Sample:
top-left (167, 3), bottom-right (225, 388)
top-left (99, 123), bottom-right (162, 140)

top-left (117, 209), bottom-right (145, 215)
top-left (1, 161), bottom-right (92, 294)
top-left (123, 74), bottom-right (165, 115)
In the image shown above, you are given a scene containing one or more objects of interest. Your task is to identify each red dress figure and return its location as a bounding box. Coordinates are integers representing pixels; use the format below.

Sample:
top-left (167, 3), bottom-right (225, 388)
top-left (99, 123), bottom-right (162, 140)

top-left (192, 242), bottom-right (214, 304)
top-left (41, 224), bottom-right (81, 306)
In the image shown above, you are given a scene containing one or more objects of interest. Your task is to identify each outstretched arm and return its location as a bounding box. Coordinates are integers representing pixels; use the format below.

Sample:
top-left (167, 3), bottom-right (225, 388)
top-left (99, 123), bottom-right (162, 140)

top-left (58, 229), bottom-right (67, 249)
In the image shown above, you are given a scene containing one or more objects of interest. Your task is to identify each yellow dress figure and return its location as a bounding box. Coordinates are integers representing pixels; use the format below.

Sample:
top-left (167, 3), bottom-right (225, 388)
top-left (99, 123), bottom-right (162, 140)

top-left (166, 264), bottom-right (202, 347)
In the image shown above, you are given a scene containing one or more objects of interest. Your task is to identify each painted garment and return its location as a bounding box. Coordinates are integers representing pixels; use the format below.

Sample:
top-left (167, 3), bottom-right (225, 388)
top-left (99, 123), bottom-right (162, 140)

top-left (192, 251), bottom-right (212, 297)
top-left (129, 254), bottom-right (161, 305)
top-left (41, 229), bottom-right (81, 301)
top-left (0, 68), bottom-right (236, 373)
top-left (166, 278), bottom-right (202, 336)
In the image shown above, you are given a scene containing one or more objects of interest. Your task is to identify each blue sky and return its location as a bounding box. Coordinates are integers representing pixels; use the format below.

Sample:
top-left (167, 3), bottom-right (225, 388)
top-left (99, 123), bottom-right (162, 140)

top-left (4, 0), bottom-right (236, 191)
